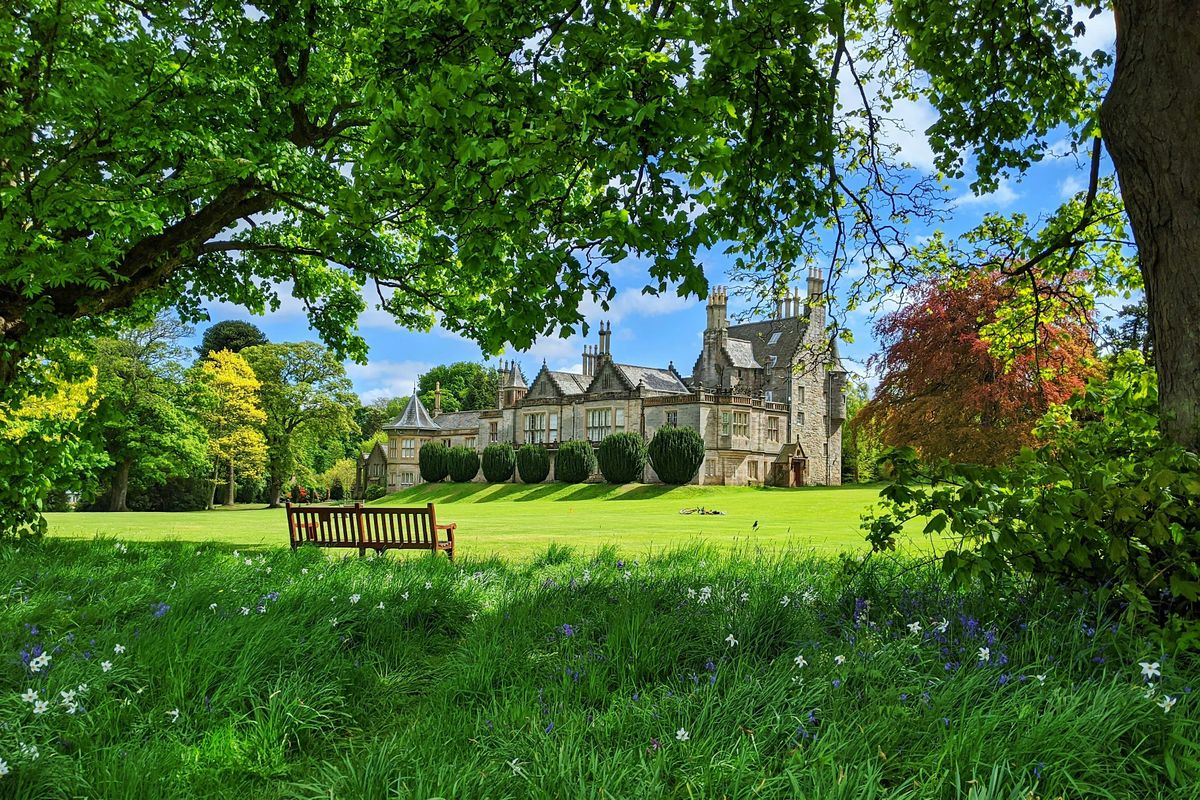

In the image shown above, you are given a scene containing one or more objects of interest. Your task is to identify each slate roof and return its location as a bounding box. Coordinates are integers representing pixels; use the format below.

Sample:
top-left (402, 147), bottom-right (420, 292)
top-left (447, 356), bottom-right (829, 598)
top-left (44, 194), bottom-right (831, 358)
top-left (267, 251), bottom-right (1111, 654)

top-left (612, 363), bottom-right (690, 394)
top-left (726, 318), bottom-right (810, 371)
top-left (382, 391), bottom-right (440, 432)
top-left (506, 361), bottom-right (527, 388)
top-left (433, 409), bottom-right (483, 431)
top-left (723, 338), bottom-right (761, 369)
top-left (548, 371), bottom-right (591, 396)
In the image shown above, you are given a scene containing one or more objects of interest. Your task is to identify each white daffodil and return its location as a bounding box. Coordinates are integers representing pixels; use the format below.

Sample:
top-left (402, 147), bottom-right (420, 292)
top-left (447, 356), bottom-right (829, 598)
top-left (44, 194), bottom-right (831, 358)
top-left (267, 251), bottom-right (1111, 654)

top-left (240, 607), bottom-right (250, 616)
top-left (29, 653), bottom-right (50, 672)
top-left (77, 683), bottom-right (89, 694)
top-left (977, 647), bottom-right (990, 663)
top-left (244, 558), bottom-right (253, 566)
top-left (233, 550), bottom-right (240, 558)
top-left (33, 700), bottom-right (49, 715)
top-left (65, 701), bottom-right (79, 715)
top-left (509, 758), bottom-right (525, 777)
top-left (834, 655), bottom-right (846, 666)
top-left (1159, 695), bottom-right (1177, 713)
top-left (209, 603), bottom-right (218, 612)
top-left (676, 728), bottom-right (690, 742)
top-left (376, 602), bottom-right (385, 610)
top-left (725, 634), bottom-right (738, 647)
top-left (0, 759), bottom-right (8, 777)
top-left (780, 595), bottom-right (791, 607)
top-left (1035, 674), bottom-right (1047, 684)
top-left (935, 618), bottom-right (950, 634)
top-left (794, 654), bottom-right (808, 668)
top-left (425, 581), bottom-right (433, 589)
top-left (401, 591), bottom-right (409, 600)
top-left (739, 592), bottom-right (750, 603)
top-left (907, 621), bottom-right (922, 635)
top-left (20, 688), bottom-right (37, 703)
top-left (167, 708), bottom-right (180, 723)
top-left (1139, 661), bottom-right (1162, 681)
top-left (687, 587), bottom-right (696, 599)
top-left (60, 689), bottom-right (76, 704)
top-left (349, 594), bottom-right (361, 604)
top-left (114, 644), bottom-right (126, 654)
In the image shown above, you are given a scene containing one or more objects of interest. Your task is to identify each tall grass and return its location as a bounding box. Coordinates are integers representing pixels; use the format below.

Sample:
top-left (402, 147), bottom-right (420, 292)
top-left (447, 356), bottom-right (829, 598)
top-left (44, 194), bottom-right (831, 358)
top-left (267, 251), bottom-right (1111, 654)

top-left (2, 540), bottom-right (1196, 798)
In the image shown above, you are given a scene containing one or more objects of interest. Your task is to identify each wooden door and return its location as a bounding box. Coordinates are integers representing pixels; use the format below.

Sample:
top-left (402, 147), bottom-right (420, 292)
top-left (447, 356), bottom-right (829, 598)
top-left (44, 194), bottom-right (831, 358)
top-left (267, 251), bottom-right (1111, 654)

top-left (791, 458), bottom-right (808, 487)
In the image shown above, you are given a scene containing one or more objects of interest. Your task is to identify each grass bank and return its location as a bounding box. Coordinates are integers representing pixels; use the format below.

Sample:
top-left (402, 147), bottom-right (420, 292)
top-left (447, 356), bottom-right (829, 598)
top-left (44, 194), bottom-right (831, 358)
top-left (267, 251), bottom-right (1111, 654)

top-left (3, 539), bottom-right (1196, 798)
top-left (44, 483), bottom-right (919, 559)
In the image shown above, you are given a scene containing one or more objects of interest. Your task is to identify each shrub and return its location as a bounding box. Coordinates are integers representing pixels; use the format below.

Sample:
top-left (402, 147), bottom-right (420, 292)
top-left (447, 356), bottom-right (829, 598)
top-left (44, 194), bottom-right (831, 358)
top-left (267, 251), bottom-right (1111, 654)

top-left (330, 479), bottom-right (344, 501)
top-left (648, 426), bottom-right (705, 484)
top-left (481, 442), bottom-right (516, 483)
top-left (419, 441), bottom-right (450, 483)
top-left (555, 439), bottom-right (596, 483)
top-left (866, 357), bottom-right (1200, 648)
top-left (44, 489), bottom-right (72, 512)
top-left (447, 446), bottom-right (481, 482)
top-left (597, 432), bottom-right (648, 483)
top-left (516, 444), bottom-right (550, 484)
top-left (364, 483), bottom-right (387, 501)
top-left (289, 484), bottom-right (302, 503)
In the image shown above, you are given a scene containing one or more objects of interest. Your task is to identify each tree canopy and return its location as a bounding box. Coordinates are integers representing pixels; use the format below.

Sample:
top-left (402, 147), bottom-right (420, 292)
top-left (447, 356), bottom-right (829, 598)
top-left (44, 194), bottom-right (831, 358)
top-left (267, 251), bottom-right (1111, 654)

top-left (418, 363), bottom-right (499, 414)
top-left (195, 321), bottom-right (269, 359)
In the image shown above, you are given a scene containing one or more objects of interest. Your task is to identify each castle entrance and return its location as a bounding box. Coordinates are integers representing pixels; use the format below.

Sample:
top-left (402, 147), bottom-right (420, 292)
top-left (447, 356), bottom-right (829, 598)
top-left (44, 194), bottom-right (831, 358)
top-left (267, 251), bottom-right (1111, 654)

top-left (790, 457), bottom-right (808, 487)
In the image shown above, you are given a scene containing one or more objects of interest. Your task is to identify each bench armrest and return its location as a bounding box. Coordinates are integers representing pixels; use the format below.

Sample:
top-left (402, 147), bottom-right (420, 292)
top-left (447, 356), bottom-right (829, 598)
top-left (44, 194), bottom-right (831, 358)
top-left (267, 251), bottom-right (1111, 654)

top-left (435, 522), bottom-right (456, 531)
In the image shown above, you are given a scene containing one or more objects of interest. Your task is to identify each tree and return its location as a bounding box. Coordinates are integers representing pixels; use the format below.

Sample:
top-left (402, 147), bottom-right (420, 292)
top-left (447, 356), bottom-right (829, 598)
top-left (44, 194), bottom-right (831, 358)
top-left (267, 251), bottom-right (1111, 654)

top-left (1103, 300), bottom-right (1154, 362)
top-left (447, 446), bottom-right (481, 482)
top-left (418, 363), bottom-right (500, 414)
top-left (240, 343), bottom-right (357, 507)
top-left (843, 378), bottom-right (885, 483)
top-left (419, 442), bottom-right (450, 483)
top-left (93, 316), bottom-right (208, 511)
top-left (516, 444), bottom-right (551, 484)
top-left (859, 274), bottom-right (1100, 465)
top-left (597, 432), bottom-right (648, 484)
top-left (481, 442), bottom-right (516, 483)
top-left (555, 440), bottom-right (596, 484)
top-left (197, 350), bottom-right (269, 507)
top-left (648, 427), bottom-right (705, 485)
top-left (195, 321), bottom-right (268, 359)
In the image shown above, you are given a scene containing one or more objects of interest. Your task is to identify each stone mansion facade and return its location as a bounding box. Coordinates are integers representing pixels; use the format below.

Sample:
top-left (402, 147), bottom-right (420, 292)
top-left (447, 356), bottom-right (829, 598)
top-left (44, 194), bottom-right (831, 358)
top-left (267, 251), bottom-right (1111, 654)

top-left (375, 270), bottom-right (847, 490)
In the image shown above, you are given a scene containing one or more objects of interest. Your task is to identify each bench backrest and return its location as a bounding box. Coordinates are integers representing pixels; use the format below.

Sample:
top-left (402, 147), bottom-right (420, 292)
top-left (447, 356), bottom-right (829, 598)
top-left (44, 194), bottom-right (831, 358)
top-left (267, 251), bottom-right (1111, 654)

top-left (285, 502), bottom-right (440, 550)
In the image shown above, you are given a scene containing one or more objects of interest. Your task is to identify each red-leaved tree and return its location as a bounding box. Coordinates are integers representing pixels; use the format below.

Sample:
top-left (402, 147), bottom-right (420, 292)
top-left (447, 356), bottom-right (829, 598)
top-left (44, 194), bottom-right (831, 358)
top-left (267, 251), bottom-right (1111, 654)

top-left (859, 274), bottom-right (1100, 465)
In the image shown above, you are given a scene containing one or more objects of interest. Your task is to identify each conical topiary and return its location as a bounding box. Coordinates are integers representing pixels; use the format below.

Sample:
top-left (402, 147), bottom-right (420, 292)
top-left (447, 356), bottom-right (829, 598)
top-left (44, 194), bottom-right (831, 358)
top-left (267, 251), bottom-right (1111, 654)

top-left (482, 442), bottom-right (516, 482)
top-left (555, 439), bottom-right (597, 483)
top-left (648, 426), bottom-right (705, 485)
top-left (419, 441), bottom-right (450, 483)
top-left (516, 443), bottom-right (551, 484)
top-left (447, 446), bottom-right (480, 482)
top-left (597, 432), bottom-right (648, 483)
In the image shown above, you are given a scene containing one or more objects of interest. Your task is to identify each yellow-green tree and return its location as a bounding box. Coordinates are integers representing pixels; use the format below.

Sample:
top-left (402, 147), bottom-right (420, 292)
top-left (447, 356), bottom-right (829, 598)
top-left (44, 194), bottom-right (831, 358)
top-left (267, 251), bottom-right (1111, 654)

top-left (198, 350), bottom-right (268, 507)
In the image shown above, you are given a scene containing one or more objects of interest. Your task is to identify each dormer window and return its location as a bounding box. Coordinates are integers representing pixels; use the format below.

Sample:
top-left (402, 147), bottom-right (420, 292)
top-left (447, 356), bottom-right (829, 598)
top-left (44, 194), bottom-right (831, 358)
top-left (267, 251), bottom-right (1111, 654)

top-left (767, 355), bottom-right (778, 368)
top-left (768, 332), bottom-right (782, 345)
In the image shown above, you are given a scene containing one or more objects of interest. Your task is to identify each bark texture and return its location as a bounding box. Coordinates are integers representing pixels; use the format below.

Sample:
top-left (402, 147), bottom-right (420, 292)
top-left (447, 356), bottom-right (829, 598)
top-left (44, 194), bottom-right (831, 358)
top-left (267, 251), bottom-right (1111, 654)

top-left (224, 462), bottom-right (237, 506)
top-left (1101, 1), bottom-right (1200, 449)
top-left (109, 458), bottom-right (131, 513)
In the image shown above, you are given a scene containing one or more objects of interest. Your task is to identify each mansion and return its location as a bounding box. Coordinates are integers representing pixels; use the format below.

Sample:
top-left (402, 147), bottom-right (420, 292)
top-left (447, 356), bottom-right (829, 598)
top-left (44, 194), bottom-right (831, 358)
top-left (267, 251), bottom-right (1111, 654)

top-left (365, 270), bottom-right (847, 490)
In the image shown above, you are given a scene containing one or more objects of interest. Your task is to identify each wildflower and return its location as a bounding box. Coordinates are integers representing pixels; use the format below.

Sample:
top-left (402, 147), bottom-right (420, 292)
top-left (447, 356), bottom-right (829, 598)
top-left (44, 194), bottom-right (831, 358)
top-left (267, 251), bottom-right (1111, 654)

top-left (376, 602), bottom-right (385, 610)
top-left (77, 683), bottom-right (88, 694)
top-left (60, 689), bottom-right (76, 704)
top-left (740, 591), bottom-right (749, 603)
top-left (233, 550), bottom-right (240, 557)
top-left (349, 594), bottom-right (361, 604)
top-left (623, 570), bottom-right (632, 580)
top-left (257, 605), bottom-right (266, 614)
top-left (114, 644), bottom-right (126, 654)
top-left (834, 655), bottom-right (846, 666)
top-left (1139, 661), bottom-right (1162, 681)
top-left (508, 758), bottom-right (525, 776)
top-left (1143, 686), bottom-right (1158, 700)
top-left (687, 588), bottom-right (696, 599)
top-left (794, 653), bottom-right (808, 668)
top-left (699, 586), bottom-right (712, 603)
top-left (977, 647), bottom-right (990, 663)
top-left (562, 624), bottom-right (575, 637)
top-left (401, 591), bottom-right (409, 600)
top-left (781, 595), bottom-right (791, 607)
top-left (0, 759), bottom-right (7, 777)
top-left (676, 728), bottom-right (690, 742)
top-left (29, 652), bottom-right (50, 672)
top-left (167, 708), bottom-right (180, 723)
top-left (65, 701), bottom-right (79, 714)
top-left (425, 581), bottom-right (433, 589)
top-left (1159, 695), bottom-right (1177, 713)
top-left (647, 737), bottom-right (662, 753)
top-left (934, 618), bottom-right (950, 634)
top-left (907, 621), bottom-right (922, 635)
top-left (209, 603), bottom-right (218, 612)
top-left (240, 607), bottom-right (250, 616)
top-left (33, 700), bottom-right (49, 714)
top-left (832, 679), bottom-right (841, 688)
top-left (19, 742), bottom-right (38, 760)
top-left (301, 568), bottom-right (309, 574)
top-left (1035, 674), bottom-right (1047, 684)
top-left (725, 633), bottom-right (738, 647)
top-left (244, 558), bottom-right (253, 566)
top-left (21, 688), bottom-right (37, 703)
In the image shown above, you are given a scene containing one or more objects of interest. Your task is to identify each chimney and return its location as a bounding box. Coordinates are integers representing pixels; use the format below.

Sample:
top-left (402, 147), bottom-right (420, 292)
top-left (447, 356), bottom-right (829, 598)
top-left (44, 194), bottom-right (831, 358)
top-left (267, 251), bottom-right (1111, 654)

top-left (775, 293), bottom-right (785, 319)
top-left (807, 268), bottom-right (824, 303)
top-left (582, 345), bottom-right (591, 377)
top-left (433, 381), bottom-right (443, 416)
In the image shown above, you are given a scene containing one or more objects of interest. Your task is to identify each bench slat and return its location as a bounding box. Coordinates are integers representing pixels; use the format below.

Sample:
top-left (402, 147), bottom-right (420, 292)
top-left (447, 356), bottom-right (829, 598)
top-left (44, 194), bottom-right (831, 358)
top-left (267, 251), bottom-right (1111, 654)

top-left (286, 501), bottom-right (454, 561)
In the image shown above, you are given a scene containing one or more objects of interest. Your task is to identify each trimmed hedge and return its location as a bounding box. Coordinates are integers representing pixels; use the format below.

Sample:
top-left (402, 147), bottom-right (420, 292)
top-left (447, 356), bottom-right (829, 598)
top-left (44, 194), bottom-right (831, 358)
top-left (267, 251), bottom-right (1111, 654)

top-left (555, 439), bottom-right (597, 483)
top-left (419, 441), bottom-right (450, 483)
top-left (482, 442), bottom-right (516, 483)
top-left (330, 479), bottom-right (344, 501)
top-left (447, 446), bottom-right (480, 482)
top-left (516, 444), bottom-right (550, 484)
top-left (648, 426), bottom-right (705, 485)
top-left (364, 483), bottom-right (386, 501)
top-left (597, 432), bottom-right (648, 484)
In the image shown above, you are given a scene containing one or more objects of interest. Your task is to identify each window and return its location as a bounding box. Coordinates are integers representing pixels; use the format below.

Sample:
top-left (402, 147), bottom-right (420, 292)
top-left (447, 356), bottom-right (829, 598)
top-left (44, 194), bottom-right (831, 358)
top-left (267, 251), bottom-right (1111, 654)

top-left (401, 438), bottom-right (415, 459)
top-left (587, 408), bottom-right (611, 442)
top-left (749, 460), bottom-right (758, 480)
top-left (465, 437), bottom-right (476, 450)
top-left (549, 413), bottom-right (559, 443)
top-left (767, 355), bottom-right (778, 368)
top-left (615, 407), bottom-right (625, 432)
top-left (732, 412), bottom-right (749, 437)
top-left (797, 386), bottom-right (805, 404)
top-left (489, 421), bottom-right (498, 443)
top-left (666, 411), bottom-right (678, 427)
top-left (797, 411), bottom-right (806, 427)
top-left (705, 459), bottom-right (717, 477)
top-left (765, 390), bottom-right (774, 402)
top-left (721, 411), bottom-right (731, 436)
top-left (401, 472), bottom-right (415, 487)
top-left (768, 331), bottom-right (782, 345)
top-left (525, 413), bottom-right (546, 444)
top-left (767, 416), bottom-right (780, 442)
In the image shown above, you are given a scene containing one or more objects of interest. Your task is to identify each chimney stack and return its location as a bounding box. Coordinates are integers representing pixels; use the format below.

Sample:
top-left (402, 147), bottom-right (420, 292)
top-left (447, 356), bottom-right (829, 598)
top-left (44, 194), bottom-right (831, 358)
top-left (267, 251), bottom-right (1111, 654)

top-left (433, 381), bottom-right (442, 416)
top-left (807, 267), bottom-right (824, 303)
top-left (598, 320), bottom-right (611, 357)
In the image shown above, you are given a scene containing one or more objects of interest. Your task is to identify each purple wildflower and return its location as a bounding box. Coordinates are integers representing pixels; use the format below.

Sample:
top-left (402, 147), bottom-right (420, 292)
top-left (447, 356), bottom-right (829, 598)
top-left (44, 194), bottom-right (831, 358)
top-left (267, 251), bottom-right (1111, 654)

top-left (561, 623), bottom-right (575, 637)
top-left (647, 737), bottom-right (662, 753)
top-left (152, 602), bottom-right (170, 618)
top-left (544, 721), bottom-right (555, 734)
top-left (832, 679), bottom-right (841, 688)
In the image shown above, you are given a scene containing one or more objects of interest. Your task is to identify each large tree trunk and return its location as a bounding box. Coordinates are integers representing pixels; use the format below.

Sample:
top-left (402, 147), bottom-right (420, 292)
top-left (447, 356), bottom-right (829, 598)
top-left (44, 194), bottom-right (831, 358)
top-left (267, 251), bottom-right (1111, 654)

top-left (267, 475), bottom-right (283, 508)
top-left (224, 462), bottom-right (237, 506)
top-left (1100, 2), bottom-right (1200, 450)
top-left (109, 458), bottom-right (132, 512)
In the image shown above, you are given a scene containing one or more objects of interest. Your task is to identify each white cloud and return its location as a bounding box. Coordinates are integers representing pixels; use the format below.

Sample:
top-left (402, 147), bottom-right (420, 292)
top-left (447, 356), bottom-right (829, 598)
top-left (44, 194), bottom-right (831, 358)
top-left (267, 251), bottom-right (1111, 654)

top-left (347, 359), bottom-right (436, 403)
top-left (1074, 9), bottom-right (1116, 58)
top-left (1059, 174), bottom-right (1086, 199)
top-left (951, 179), bottom-right (1020, 209)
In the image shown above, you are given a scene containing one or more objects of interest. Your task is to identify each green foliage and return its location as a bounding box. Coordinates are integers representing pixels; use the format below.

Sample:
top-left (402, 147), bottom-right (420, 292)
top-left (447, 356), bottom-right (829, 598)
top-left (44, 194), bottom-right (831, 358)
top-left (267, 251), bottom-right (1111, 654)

top-left (364, 483), bottom-right (387, 501)
top-left (516, 444), bottom-right (550, 484)
top-left (596, 432), bottom-right (648, 484)
top-left (447, 446), bottom-right (481, 483)
top-left (5, 541), bottom-right (1196, 797)
top-left (648, 426), bottom-right (705, 485)
top-left (555, 440), bottom-right (596, 484)
top-left (418, 363), bottom-right (500, 413)
top-left (481, 442), bottom-right (516, 483)
top-left (844, 378), bottom-right (884, 483)
top-left (866, 357), bottom-right (1200, 648)
top-left (194, 321), bottom-right (268, 358)
top-left (330, 479), bottom-right (345, 501)
top-left (419, 442), bottom-right (450, 483)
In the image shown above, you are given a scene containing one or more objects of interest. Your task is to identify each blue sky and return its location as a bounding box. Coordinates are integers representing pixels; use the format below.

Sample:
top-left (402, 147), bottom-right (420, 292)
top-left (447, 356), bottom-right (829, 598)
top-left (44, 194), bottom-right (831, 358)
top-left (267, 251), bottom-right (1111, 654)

top-left (194, 15), bottom-right (1117, 404)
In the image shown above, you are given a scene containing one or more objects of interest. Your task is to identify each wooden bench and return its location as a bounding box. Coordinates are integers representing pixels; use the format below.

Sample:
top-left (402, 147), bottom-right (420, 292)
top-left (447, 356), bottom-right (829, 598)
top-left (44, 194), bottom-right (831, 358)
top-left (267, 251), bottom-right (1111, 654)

top-left (285, 501), bottom-right (456, 560)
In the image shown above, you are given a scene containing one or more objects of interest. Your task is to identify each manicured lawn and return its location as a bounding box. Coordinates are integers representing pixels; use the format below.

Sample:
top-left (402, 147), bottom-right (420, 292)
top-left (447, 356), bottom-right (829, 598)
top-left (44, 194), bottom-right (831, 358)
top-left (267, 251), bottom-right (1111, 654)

top-left (44, 483), bottom-right (922, 559)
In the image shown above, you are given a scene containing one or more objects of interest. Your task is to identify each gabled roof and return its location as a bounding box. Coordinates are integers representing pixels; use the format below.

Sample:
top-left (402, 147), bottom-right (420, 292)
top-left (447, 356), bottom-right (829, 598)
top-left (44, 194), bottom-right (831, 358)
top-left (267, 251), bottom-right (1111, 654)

top-left (723, 339), bottom-right (761, 369)
top-left (613, 363), bottom-right (690, 394)
top-left (433, 409), bottom-right (483, 431)
top-left (507, 361), bottom-right (527, 389)
top-left (382, 390), bottom-right (440, 432)
top-left (548, 370), bottom-right (591, 396)
top-left (726, 317), bottom-right (810, 372)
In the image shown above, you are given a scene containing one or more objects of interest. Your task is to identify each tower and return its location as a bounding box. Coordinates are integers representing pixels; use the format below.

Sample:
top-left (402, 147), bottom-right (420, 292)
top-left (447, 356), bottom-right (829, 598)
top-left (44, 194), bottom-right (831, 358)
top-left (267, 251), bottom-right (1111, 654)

top-left (496, 360), bottom-right (528, 409)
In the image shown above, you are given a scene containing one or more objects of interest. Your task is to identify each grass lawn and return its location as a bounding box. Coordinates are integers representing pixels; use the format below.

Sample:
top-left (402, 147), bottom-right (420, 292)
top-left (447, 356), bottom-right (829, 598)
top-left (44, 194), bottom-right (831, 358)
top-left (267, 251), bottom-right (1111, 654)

top-left (44, 483), bottom-right (927, 559)
top-left (4, 540), bottom-right (1194, 798)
